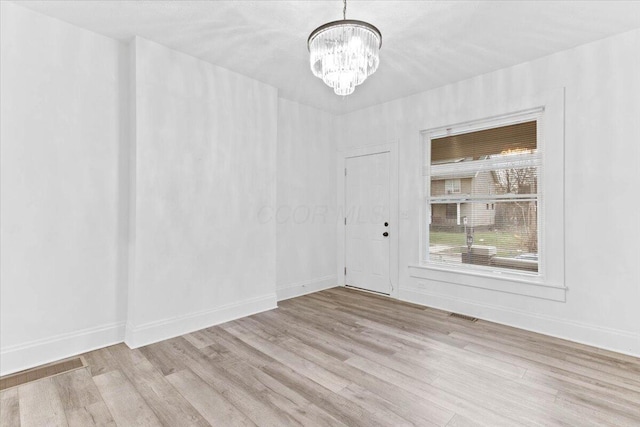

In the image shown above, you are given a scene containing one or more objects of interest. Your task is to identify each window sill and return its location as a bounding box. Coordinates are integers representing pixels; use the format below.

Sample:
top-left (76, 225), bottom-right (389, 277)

top-left (407, 264), bottom-right (566, 302)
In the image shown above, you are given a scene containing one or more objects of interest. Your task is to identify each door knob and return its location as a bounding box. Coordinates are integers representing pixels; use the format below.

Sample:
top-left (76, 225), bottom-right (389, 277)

top-left (384, 222), bottom-right (389, 227)
top-left (383, 232), bottom-right (389, 237)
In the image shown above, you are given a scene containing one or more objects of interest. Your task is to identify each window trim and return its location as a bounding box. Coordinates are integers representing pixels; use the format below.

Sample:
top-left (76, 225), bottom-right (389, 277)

top-left (414, 88), bottom-right (566, 301)
top-left (425, 108), bottom-right (544, 140)
top-left (407, 263), bottom-right (566, 302)
top-left (420, 108), bottom-right (547, 280)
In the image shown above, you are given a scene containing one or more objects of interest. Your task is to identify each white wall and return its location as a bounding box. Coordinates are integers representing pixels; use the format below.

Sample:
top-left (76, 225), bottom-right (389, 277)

top-left (337, 29), bottom-right (640, 356)
top-left (0, 6), bottom-right (282, 371)
top-left (0, 2), bottom-right (128, 375)
top-left (276, 99), bottom-right (337, 301)
top-left (125, 38), bottom-right (278, 347)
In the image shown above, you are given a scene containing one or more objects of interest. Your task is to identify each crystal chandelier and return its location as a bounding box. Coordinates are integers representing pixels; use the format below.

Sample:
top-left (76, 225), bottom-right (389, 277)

top-left (307, 0), bottom-right (382, 96)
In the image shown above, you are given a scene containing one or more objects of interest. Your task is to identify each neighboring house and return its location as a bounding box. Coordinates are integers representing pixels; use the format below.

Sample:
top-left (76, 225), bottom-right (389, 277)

top-left (430, 171), bottom-right (496, 229)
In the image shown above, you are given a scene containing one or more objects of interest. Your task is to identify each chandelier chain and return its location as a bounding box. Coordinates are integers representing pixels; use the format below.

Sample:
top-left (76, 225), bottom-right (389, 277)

top-left (343, 0), bottom-right (347, 20)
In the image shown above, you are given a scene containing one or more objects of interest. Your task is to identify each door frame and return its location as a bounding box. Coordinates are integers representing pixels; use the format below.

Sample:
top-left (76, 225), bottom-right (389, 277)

top-left (337, 142), bottom-right (399, 299)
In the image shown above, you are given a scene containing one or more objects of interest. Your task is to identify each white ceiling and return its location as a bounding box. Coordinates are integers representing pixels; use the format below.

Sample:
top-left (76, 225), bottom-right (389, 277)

top-left (15, 1), bottom-right (640, 114)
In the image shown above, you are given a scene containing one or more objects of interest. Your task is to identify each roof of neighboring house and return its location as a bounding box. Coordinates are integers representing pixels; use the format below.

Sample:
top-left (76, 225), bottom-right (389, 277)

top-left (431, 171), bottom-right (479, 180)
top-left (431, 157), bottom-right (482, 180)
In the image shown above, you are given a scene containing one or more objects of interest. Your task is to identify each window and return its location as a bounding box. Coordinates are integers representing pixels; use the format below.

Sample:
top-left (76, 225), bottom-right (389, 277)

top-left (445, 179), bottom-right (461, 194)
top-left (423, 113), bottom-right (541, 275)
top-left (413, 92), bottom-right (565, 300)
top-left (445, 203), bottom-right (457, 219)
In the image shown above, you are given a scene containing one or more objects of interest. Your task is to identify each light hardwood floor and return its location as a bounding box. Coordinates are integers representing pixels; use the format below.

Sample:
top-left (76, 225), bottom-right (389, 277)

top-left (2, 287), bottom-right (640, 426)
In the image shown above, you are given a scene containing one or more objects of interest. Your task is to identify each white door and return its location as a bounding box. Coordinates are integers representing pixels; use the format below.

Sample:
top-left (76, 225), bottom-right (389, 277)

top-left (345, 152), bottom-right (391, 294)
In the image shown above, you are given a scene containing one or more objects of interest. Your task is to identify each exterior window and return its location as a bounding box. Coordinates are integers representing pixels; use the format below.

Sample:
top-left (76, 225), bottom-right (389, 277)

top-left (445, 179), bottom-right (461, 194)
top-left (445, 203), bottom-right (457, 219)
top-left (424, 117), bottom-right (541, 274)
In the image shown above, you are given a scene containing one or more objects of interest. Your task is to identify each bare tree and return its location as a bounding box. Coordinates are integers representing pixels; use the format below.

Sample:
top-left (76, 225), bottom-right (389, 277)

top-left (492, 166), bottom-right (538, 253)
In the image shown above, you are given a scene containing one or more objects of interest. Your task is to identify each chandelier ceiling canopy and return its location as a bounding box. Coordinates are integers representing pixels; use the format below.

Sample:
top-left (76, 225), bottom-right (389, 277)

top-left (307, 0), bottom-right (382, 96)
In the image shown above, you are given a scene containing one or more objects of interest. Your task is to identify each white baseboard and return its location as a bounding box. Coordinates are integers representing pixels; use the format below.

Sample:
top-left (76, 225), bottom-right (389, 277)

top-left (0, 322), bottom-right (125, 376)
top-left (399, 288), bottom-right (640, 358)
top-left (124, 293), bottom-right (277, 349)
top-left (276, 275), bottom-right (337, 301)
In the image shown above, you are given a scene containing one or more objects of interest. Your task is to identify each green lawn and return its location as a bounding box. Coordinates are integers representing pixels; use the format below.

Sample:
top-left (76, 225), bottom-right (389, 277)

top-left (429, 230), bottom-right (523, 257)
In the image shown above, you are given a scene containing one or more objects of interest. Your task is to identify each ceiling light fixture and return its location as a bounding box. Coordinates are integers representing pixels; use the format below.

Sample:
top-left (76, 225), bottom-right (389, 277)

top-left (307, 0), bottom-right (382, 96)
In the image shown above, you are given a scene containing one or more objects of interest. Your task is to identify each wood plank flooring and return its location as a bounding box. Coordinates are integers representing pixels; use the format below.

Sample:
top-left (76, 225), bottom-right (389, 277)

top-left (2, 287), bottom-right (640, 426)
